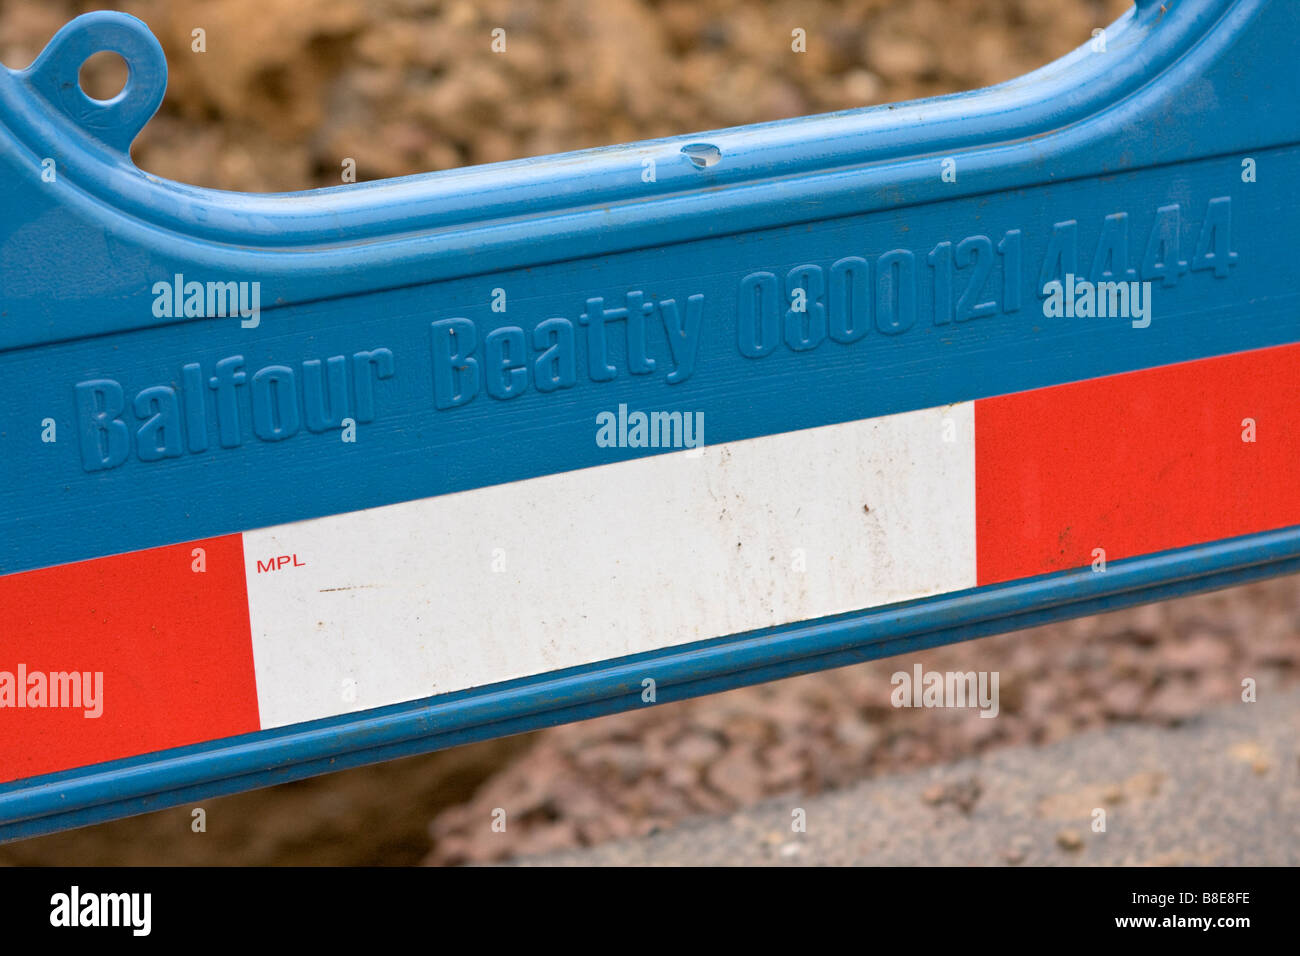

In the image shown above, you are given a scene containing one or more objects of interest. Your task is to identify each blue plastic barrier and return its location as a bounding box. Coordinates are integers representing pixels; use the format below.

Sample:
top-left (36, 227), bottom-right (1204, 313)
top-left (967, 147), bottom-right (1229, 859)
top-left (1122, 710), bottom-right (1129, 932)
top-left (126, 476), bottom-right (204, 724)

top-left (1, 0), bottom-right (1297, 839)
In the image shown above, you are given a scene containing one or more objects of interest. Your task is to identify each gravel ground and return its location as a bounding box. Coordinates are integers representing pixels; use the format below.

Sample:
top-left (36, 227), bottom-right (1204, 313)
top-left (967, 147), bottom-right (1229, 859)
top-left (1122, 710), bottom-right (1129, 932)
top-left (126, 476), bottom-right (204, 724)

top-left (426, 582), bottom-right (1300, 864)
top-left (3, 0), bottom-right (1294, 868)
top-left (513, 683), bottom-right (1300, 866)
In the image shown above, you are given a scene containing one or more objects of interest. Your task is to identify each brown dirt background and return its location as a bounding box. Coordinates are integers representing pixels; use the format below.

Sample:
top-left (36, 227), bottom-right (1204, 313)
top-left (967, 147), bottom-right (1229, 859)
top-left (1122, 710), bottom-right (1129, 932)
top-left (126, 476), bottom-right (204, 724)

top-left (4, 0), bottom-right (1296, 866)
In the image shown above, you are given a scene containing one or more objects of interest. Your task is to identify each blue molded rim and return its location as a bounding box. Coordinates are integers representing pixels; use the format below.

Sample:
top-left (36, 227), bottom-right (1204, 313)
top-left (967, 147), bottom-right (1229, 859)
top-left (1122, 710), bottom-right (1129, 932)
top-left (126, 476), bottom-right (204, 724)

top-left (0, 1), bottom-right (1277, 352)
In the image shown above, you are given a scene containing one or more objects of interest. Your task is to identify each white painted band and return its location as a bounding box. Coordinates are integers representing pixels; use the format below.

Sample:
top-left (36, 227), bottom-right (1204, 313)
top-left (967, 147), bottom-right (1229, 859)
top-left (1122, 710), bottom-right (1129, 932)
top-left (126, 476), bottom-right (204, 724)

top-left (243, 403), bottom-right (976, 728)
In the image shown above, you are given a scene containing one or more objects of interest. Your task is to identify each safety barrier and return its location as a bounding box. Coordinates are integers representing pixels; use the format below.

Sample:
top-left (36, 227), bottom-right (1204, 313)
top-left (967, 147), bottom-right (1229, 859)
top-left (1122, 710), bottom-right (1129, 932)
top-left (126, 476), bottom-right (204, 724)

top-left (1, 0), bottom-right (1298, 839)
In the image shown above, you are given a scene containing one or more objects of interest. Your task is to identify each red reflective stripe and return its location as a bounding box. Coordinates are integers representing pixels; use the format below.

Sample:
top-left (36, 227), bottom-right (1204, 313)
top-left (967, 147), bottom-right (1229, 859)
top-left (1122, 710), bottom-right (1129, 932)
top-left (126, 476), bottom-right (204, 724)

top-left (975, 342), bottom-right (1300, 586)
top-left (0, 535), bottom-right (259, 783)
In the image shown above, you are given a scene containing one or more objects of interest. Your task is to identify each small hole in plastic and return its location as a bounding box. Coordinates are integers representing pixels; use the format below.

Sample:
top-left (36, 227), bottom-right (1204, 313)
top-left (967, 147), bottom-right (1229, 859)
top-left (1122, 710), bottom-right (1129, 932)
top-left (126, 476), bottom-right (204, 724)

top-left (78, 51), bottom-right (129, 103)
top-left (681, 143), bottom-right (722, 168)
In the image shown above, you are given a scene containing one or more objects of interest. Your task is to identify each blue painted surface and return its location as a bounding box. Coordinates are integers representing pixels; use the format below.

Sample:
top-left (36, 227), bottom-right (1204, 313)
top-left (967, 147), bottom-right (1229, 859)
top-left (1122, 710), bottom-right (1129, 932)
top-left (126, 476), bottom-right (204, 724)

top-left (3, 153), bottom-right (1295, 574)
top-left (1, 1), bottom-right (1298, 837)
top-left (2, 3), bottom-right (1298, 574)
